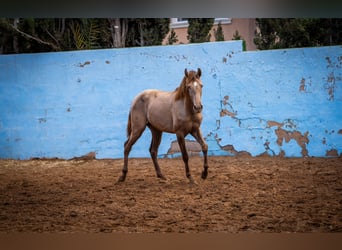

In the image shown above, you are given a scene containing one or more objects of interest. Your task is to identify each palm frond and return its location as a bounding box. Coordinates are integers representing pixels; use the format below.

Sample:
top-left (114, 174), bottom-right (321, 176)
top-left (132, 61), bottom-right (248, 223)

top-left (70, 21), bottom-right (86, 50)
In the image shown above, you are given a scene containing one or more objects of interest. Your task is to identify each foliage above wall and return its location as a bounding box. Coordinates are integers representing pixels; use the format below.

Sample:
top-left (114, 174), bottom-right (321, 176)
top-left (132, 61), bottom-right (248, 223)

top-left (254, 18), bottom-right (342, 50)
top-left (0, 18), bottom-right (170, 54)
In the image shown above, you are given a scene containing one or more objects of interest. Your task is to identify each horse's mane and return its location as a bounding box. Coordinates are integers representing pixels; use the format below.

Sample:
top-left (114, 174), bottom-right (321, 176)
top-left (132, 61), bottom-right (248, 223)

top-left (174, 70), bottom-right (198, 100)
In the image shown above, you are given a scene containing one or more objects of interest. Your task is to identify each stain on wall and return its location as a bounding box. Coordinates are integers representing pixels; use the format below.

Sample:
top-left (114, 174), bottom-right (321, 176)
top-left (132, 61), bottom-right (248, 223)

top-left (0, 42), bottom-right (341, 159)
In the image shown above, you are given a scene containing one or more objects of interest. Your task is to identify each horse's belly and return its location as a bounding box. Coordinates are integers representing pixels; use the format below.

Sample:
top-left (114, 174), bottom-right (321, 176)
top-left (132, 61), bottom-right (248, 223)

top-left (147, 106), bottom-right (174, 132)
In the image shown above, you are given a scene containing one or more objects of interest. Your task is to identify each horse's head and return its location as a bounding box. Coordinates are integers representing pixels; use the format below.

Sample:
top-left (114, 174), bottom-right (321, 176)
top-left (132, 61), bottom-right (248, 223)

top-left (184, 68), bottom-right (203, 113)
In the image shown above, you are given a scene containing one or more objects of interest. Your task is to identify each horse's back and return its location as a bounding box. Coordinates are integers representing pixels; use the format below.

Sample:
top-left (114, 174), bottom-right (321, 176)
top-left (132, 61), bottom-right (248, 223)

top-left (132, 89), bottom-right (173, 108)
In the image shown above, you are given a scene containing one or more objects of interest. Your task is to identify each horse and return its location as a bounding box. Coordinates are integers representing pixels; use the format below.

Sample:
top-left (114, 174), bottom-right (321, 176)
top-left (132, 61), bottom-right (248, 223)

top-left (118, 68), bottom-right (209, 183)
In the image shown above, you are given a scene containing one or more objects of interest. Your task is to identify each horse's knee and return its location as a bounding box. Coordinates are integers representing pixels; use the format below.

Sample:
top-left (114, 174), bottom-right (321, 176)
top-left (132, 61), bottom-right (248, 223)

top-left (202, 143), bottom-right (208, 152)
top-left (150, 149), bottom-right (157, 158)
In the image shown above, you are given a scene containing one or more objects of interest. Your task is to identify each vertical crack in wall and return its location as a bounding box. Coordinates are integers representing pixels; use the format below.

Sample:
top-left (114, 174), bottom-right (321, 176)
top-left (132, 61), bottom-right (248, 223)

top-left (263, 140), bottom-right (276, 156)
top-left (299, 78), bottom-right (306, 92)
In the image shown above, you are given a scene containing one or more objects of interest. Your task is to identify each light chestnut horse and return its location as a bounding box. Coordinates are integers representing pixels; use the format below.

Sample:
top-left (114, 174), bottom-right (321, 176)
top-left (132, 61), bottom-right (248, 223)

top-left (118, 68), bottom-right (209, 183)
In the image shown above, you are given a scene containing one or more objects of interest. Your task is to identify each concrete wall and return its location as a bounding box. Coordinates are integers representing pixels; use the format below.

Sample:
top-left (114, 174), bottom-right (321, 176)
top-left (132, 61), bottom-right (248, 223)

top-left (0, 41), bottom-right (341, 159)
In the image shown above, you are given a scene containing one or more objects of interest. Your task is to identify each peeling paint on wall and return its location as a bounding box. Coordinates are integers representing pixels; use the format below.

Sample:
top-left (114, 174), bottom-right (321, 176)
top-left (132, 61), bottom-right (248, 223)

top-left (299, 77), bottom-right (312, 93)
top-left (275, 129), bottom-right (309, 157)
top-left (220, 95), bottom-right (237, 117)
top-left (267, 121), bottom-right (283, 128)
top-left (325, 72), bottom-right (337, 101)
top-left (78, 61), bottom-right (91, 67)
top-left (326, 149), bottom-right (339, 157)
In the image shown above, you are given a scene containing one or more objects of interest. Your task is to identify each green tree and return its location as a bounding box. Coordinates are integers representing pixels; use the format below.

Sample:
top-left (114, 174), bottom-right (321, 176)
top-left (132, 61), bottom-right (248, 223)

top-left (254, 18), bottom-right (342, 50)
top-left (70, 19), bottom-right (102, 50)
top-left (0, 18), bottom-right (65, 53)
top-left (214, 22), bottom-right (225, 41)
top-left (0, 18), bottom-right (17, 53)
top-left (108, 18), bottom-right (128, 48)
top-left (126, 18), bottom-right (170, 47)
top-left (232, 30), bottom-right (246, 51)
top-left (187, 18), bottom-right (214, 43)
top-left (0, 18), bottom-right (171, 54)
top-left (166, 28), bottom-right (178, 45)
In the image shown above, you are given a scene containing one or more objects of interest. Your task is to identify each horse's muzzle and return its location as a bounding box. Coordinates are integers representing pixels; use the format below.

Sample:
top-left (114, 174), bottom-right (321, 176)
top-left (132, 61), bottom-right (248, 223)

top-left (193, 104), bottom-right (203, 113)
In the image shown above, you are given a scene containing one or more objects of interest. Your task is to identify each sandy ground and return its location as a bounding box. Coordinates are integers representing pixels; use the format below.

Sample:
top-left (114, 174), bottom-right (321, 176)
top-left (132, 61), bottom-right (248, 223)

top-left (0, 156), bottom-right (341, 233)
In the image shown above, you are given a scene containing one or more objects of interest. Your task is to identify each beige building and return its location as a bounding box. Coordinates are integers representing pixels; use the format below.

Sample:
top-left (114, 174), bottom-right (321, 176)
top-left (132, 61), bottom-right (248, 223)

top-left (163, 18), bottom-right (257, 51)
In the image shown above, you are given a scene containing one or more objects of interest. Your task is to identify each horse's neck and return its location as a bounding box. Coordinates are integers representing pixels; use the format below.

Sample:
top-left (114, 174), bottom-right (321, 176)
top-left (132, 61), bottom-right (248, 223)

top-left (182, 95), bottom-right (198, 118)
top-left (173, 88), bottom-right (195, 114)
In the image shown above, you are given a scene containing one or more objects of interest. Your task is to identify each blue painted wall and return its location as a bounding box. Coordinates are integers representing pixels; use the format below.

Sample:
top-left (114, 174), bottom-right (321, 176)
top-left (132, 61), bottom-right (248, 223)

top-left (0, 41), bottom-right (341, 159)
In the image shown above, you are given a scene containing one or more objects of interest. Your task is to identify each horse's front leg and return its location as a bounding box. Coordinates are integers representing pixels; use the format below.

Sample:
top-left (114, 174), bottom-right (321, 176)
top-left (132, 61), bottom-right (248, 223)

top-left (176, 134), bottom-right (195, 183)
top-left (191, 129), bottom-right (209, 179)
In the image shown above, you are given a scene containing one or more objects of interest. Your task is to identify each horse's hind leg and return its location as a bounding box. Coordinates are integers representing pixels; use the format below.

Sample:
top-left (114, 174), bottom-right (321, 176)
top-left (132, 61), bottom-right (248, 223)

top-left (118, 114), bottom-right (147, 182)
top-left (149, 126), bottom-right (166, 180)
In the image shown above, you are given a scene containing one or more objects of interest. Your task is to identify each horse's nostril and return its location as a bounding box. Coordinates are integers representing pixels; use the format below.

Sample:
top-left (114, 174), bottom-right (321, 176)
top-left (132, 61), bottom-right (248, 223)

top-left (194, 104), bottom-right (203, 112)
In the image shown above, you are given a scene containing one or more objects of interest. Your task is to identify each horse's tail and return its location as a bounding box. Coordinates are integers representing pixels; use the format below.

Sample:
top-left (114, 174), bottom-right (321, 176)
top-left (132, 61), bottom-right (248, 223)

top-left (126, 111), bottom-right (132, 138)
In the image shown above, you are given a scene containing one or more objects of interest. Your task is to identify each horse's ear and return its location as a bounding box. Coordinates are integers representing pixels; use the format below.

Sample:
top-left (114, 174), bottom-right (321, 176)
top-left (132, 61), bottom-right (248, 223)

top-left (184, 68), bottom-right (188, 77)
top-left (197, 68), bottom-right (202, 78)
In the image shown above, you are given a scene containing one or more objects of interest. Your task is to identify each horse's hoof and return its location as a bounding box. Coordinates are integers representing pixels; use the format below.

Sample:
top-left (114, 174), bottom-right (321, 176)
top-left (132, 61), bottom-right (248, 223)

top-left (201, 171), bottom-right (208, 180)
top-left (189, 178), bottom-right (198, 185)
top-left (157, 173), bottom-right (167, 180)
top-left (117, 175), bottom-right (126, 182)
